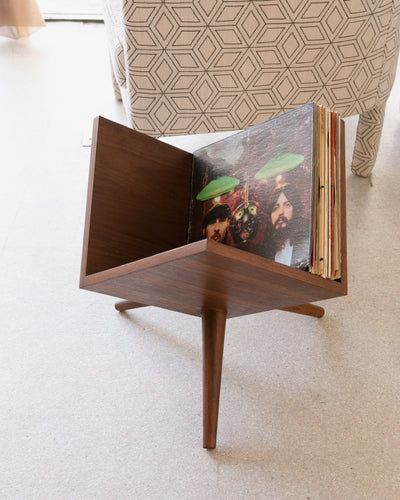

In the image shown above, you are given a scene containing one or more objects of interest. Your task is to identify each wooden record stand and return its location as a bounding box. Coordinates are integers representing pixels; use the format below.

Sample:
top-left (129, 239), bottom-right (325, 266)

top-left (80, 117), bottom-right (347, 449)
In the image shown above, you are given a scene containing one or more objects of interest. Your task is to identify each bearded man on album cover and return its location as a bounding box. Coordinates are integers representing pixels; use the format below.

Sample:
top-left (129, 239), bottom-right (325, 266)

top-left (263, 184), bottom-right (310, 270)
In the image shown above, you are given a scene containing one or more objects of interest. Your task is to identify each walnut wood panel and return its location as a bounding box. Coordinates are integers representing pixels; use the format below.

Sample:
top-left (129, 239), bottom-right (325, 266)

top-left (81, 240), bottom-right (346, 318)
top-left (80, 117), bottom-right (194, 278)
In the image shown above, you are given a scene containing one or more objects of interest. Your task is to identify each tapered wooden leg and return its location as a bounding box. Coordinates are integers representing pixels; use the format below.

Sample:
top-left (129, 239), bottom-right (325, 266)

top-left (279, 303), bottom-right (325, 318)
top-left (202, 309), bottom-right (226, 450)
top-left (114, 300), bottom-right (147, 312)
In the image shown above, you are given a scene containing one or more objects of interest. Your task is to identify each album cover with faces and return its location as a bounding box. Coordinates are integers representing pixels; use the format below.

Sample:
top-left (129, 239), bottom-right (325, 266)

top-left (188, 103), bottom-right (316, 271)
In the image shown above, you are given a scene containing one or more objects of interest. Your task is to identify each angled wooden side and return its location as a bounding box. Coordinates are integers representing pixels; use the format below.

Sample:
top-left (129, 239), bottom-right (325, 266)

top-left (80, 117), bottom-right (194, 282)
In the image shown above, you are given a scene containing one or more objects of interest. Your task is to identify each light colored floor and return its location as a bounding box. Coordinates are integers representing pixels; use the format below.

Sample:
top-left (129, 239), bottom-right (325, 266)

top-left (1, 22), bottom-right (400, 500)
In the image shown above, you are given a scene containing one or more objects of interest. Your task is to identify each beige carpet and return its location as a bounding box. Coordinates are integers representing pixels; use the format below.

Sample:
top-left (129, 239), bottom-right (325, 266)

top-left (0, 23), bottom-right (399, 500)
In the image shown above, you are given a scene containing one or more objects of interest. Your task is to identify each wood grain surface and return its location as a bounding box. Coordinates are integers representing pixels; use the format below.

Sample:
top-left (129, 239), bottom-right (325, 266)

top-left (280, 303), bottom-right (325, 318)
top-left (81, 239), bottom-right (346, 318)
top-left (202, 309), bottom-right (226, 449)
top-left (81, 116), bottom-right (193, 278)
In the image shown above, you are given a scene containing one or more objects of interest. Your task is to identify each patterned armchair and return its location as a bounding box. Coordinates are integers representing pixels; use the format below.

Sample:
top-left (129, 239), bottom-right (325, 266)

top-left (103, 0), bottom-right (400, 177)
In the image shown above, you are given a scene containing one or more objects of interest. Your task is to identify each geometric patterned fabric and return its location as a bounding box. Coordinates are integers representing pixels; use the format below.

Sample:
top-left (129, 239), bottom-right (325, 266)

top-left (352, 105), bottom-right (386, 176)
top-left (103, 0), bottom-right (400, 176)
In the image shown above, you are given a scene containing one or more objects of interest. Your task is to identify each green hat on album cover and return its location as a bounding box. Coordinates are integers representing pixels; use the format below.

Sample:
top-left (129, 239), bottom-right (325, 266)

top-left (254, 153), bottom-right (304, 180)
top-left (196, 175), bottom-right (240, 201)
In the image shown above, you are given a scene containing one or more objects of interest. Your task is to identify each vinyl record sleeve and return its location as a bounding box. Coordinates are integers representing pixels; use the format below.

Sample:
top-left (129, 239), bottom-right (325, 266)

top-left (188, 103), bottom-right (316, 271)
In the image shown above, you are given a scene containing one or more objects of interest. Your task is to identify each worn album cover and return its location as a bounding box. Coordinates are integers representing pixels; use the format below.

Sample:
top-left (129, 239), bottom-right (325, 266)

top-left (188, 103), bottom-right (315, 270)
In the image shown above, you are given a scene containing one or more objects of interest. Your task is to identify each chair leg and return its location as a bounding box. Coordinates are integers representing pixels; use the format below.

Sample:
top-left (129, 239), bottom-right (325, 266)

top-left (109, 57), bottom-right (122, 102)
top-left (351, 103), bottom-right (386, 177)
top-left (202, 309), bottom-right (226, 449)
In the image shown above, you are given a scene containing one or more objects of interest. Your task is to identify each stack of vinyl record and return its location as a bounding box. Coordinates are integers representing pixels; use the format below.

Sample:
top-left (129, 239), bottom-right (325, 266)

top-left (310, 104), bottom-right (343, 280)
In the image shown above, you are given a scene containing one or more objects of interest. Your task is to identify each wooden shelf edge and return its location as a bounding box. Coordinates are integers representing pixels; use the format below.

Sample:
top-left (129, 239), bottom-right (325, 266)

top-left (81, 238), bottom-right (346, 297)
top-left (206, 240), bottom-right (347, 296)
top-left (80, 240), bottom-right (208, 288)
